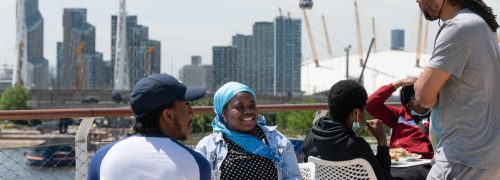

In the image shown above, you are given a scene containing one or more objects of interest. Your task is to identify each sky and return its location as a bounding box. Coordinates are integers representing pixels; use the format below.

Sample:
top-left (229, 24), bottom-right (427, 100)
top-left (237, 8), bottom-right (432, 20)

top-left (1, 0), bottom-right (499, 78)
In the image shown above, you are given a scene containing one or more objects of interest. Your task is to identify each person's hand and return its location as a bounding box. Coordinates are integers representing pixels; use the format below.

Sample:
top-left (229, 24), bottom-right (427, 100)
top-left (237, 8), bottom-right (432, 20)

top-left (366, 119), bottom-right (387, 146)
top-left (393, 77), bottom-right (417, 89)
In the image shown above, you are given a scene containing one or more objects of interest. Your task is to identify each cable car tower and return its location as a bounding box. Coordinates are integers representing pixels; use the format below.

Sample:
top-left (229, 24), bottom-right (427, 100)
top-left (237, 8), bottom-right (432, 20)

top-left (299, 0), bottom-right (319, 67)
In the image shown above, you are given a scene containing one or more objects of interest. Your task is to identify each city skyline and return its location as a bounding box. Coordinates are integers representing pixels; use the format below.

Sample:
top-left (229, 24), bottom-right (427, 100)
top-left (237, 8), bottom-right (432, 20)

top-left (1, 0), bottom-right (500, 79)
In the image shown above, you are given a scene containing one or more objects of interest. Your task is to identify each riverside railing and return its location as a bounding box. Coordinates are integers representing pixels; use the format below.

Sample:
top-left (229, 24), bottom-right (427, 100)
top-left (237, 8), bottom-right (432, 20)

top-left (0, 103), bottom-right (329, 180)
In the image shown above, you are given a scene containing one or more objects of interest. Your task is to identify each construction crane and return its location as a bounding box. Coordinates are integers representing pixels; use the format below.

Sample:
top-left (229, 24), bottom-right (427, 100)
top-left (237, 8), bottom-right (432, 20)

top-left (147, 46), bottom-right (154, 75)
top-left (16, 41), bottom-right (25, 86)
top-left (321, 15), bottom-right (334, 58)
top-left (75, 42), bottom-right (85, 90)
top-left (354, 0), bottom-right (364, 66)
top-left (299, 0), bottom-right (319, 67)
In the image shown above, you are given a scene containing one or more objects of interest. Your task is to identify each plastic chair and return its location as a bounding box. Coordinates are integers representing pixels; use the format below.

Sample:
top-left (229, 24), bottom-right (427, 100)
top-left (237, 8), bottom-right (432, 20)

top-left (298, 162), bottom-right (316, 180)
top-left (308, 156), bottom-right (377, 180)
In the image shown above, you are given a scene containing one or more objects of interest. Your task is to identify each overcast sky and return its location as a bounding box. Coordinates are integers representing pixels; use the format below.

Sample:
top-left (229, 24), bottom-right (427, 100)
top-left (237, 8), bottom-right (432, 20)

top-left (1, 0), bottom-right (499, 78)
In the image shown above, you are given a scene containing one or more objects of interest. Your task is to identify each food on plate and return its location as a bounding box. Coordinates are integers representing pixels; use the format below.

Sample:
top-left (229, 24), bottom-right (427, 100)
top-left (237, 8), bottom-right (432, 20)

top-left (389, 148), bottom-right (422, 161)
top-left (390, 148), bottom-right (408, 156)
top-left (390, 151), bottom-right (400, 161)
top-left (408, 153), bottom-right (421, 158)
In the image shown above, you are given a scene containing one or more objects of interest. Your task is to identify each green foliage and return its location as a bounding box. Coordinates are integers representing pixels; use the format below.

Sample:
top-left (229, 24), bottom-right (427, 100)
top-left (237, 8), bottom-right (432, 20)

top-left (0, 84), bottom-right (30, 110)
top-left (271, 99), bottom-right (318, 136)
top-left (274, 111), bottom-right (314, 130)
top-left (192, 114), bottom-right (215, 133)
top-left (191, 97), bottom-right (214, 133)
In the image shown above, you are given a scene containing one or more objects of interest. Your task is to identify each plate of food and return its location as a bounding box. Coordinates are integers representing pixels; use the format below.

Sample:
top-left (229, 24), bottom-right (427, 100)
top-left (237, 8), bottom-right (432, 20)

top-left (390, 149), bottom-right (406, 164)
top-left (390, 148), bottom-right (422, 162)
top-left (391, 158), bottom-right (406, 165)
top-left (405, 153), bottom-right (422, 161)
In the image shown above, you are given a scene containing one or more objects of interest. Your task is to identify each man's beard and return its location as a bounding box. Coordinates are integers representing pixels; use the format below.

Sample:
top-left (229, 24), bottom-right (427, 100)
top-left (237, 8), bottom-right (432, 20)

top-left (173, 117), bottom-right (186, 140)
top-left (423, 11), bottom-right (439, 21)
top-left (420, 2), bottom-right (440, 21)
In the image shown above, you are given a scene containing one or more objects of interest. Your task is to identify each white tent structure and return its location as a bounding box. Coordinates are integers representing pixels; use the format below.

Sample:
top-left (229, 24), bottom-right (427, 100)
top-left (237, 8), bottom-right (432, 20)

top-left (301, 50), bottom-right (432, 95)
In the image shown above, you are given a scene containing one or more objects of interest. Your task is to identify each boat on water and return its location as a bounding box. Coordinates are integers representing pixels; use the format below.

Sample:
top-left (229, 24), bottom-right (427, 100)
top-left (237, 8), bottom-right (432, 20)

top-left (26, 143), bottom-right (75, 166)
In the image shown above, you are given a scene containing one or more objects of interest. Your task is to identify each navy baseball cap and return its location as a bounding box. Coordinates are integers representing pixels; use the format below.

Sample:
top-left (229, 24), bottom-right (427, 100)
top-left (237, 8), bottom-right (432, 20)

top-left (130, 74), bottom-right (206, 116)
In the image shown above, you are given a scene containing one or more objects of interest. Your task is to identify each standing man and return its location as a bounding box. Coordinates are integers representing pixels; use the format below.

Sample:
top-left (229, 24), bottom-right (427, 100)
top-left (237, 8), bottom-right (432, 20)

top-left (88, 74), bottom-right (210, 180)
top-left (414, 0), bottom-right (500, 179)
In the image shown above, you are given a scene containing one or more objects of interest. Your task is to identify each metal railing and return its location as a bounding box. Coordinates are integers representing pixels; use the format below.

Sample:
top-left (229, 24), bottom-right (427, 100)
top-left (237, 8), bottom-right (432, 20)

top-left (0, 103), bottom-right (329, 180)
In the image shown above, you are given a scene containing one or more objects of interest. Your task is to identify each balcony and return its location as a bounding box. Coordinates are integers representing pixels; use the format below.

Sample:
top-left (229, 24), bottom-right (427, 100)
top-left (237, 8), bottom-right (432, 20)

top-left (0, 103), bottom-right (329, 179)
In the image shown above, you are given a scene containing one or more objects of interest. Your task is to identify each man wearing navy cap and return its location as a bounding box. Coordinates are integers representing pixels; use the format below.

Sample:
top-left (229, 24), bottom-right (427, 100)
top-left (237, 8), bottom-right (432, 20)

top-left (88, 74), bottom-right (211, 180)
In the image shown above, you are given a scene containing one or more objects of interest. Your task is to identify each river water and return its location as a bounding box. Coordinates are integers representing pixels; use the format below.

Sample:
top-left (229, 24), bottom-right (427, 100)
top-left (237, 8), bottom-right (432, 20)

top-left (0, 148), bottom-right (74, 180)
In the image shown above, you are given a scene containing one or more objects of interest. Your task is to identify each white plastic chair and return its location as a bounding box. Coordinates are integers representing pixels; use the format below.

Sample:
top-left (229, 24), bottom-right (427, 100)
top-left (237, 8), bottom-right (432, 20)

top-left (308, 156), bottom-right (377, 180)
top-left (298, 162), bottom-right (316, 180)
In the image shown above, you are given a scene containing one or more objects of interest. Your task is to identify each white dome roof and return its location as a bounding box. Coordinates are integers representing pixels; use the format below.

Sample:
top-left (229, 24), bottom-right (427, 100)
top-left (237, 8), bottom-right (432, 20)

top-left (301, 50), bottom-right (432, 95)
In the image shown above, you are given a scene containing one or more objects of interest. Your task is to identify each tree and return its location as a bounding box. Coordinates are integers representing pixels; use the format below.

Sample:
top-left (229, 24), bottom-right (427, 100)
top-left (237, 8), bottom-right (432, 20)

top-left (0, 84), bottom-right (30, 110)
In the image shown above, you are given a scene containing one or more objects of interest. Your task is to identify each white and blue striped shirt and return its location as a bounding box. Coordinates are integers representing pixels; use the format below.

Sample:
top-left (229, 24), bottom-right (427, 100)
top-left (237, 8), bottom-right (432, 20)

top-left (88, 135), bottom-right (211, 180)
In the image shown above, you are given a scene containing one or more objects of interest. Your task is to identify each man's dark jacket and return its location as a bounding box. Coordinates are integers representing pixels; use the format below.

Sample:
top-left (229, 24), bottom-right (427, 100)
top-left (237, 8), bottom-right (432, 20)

top-left (297, 117), bottom-right (392, 180)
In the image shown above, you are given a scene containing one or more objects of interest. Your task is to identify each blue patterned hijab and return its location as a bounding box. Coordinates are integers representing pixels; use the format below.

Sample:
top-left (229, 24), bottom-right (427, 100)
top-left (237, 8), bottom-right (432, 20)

top-left (211, 82), bottom-right (284, 168)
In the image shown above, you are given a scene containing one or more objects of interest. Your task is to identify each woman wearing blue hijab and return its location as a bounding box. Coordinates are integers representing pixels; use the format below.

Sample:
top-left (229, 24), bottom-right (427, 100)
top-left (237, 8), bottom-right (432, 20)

top-left (195, 82), bottom-right (301, 180)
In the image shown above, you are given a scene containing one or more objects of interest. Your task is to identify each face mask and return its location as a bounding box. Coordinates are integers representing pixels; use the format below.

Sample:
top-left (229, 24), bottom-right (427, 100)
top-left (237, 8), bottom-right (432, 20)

top-left (411, 109), bottom-right (431, 117)
top-left (352, 110), bottom-right (361, 131)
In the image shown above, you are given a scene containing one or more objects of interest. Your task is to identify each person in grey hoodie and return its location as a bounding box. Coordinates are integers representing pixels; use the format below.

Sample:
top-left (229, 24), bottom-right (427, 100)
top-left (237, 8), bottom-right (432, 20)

top-left (297, 80), bottom-right (392, 180)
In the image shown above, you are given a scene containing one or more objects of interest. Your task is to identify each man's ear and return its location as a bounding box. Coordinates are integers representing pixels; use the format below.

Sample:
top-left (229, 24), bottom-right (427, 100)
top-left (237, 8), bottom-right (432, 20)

top-left (162, 108), bottom-right (175, 123)
top-left (350, 109), bottom-right (359, 121)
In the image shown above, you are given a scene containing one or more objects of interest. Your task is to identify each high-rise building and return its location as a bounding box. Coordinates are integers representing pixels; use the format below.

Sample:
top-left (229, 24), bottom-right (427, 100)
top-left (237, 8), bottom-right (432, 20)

top-left (391, 29), bottom-right (405, 51)
top-left (191, 56), bottom-right (201, 66)
top-left (57, 8), bottom-right (106, 90)
top-left (82, 53), bottom-right (106, 89)
top-left (15, 0), bottom-right (49, 89)
top-left (56, 42), bottom-right (63, 89)
top-left (253, 22), bottom-right (274, 94)
top-left (213, 46), bottom-right (238, 89)
top-left (202, 65), bottom-right (214, 92)
top-left (274, 16), bottom-right (302, 96)
top-left (232, 34), bottom-right (254, 86)
top-left (179, 56), bottom-right (213, 91)
top-left (211, 17), bottom-right (301, 96)
top-left (0, 65), bottom-right (14, 91)
top-left (111, 15), bottom-right (161, 89)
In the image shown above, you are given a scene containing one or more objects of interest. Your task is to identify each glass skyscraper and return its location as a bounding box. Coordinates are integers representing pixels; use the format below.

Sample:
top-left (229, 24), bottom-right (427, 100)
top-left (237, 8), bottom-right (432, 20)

top-left (213, 46), bottom-right (238, 89)
top-left (18, 0), bottom-right (49, 89)
top-left (57, 8), bottom-right (106, 90)
top-left (274, 16), bottom-right (302, 96)
top-left (253, 22), bottom-right (274, 94)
